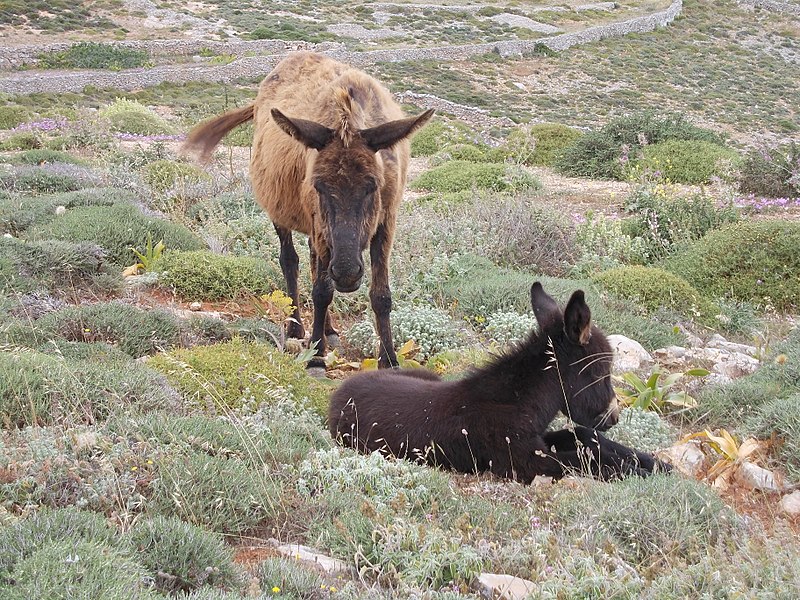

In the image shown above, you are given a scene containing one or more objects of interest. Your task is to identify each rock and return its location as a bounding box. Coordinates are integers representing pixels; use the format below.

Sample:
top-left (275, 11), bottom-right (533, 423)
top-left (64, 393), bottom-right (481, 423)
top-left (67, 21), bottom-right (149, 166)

top-left (659, 442), bottom-right (706, 477)
top-left (55, 205), bottom-right (66, 215)
top-left (189, 301), bottom-right (202, 311)
top-left (477, 573), bottom-right (536, 600)
top-left (607, 334), bottom-right (653, 372)
top-left (706, 338), bottom-right (758, 356)
top-left (779, 490), bottom-right (800, 516)
top-left (276, 543), bottom-right (352, 575)
top-left (711, 352), bottom-right (760, 380)
top-left (737, 461), bottom-right (784, 492)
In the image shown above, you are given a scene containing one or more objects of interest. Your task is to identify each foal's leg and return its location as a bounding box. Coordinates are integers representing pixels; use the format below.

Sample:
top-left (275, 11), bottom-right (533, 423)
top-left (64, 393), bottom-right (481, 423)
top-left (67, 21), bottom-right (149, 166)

top-left (307, 250), bottom-right (335, 373)
top-left (308, 240), bottom-right (340, 348)
top-left (274, 225), bottom-right (304, 340)
top-left (369, 223), bottom-right (399, 369)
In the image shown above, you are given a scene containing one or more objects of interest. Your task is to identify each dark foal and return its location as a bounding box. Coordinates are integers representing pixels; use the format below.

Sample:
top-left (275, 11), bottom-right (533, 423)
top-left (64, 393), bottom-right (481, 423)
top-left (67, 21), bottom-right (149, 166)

top-left (329, 282), bottom-right (671, 482)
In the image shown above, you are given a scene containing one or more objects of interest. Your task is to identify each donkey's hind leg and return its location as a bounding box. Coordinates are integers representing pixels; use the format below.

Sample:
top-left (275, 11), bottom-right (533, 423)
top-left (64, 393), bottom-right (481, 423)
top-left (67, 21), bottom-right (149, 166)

top-left (274, 225), bottom-right (305, 340)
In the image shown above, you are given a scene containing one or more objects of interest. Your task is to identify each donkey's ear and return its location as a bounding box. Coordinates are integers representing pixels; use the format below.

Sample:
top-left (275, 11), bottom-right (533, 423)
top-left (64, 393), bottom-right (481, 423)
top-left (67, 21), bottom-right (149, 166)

top-left (563, 290), bottom-right (592, 345)
top-left (271, 108), bottom-right (334, 151)
top-left (530, 282), bottom-right (561, 329)
top-left (361, 109), bottom-right (435, 152)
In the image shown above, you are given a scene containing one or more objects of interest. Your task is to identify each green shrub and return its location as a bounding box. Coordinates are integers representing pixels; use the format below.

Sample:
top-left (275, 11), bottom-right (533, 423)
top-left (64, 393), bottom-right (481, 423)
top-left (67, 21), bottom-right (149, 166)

top-left (98, 98), bottom-right (175, 136)
top-left (738, 142), bottom-right (800, 198)
top-left (622, 184), bottom-right (740, 262)
top-left (483, 310), bottom-right (536, 346)
top-left (0, 167), bottom-right (83, 194)
top-left (150, 450), bottom-right (278, 535)
top-left (38, 301), bottom-right (182, 357)
top-left (555, 111), bottom-right (724, 180)
top-left (0, 507), bottom-right (119, 582)
top-left (6, 149), bottom-right (87, 165)
top-left (0, 132), bottom-right (41, 151)
top-left (3, 539), bottom-right (155, 600)
top-left (127, 515), bottom-right (239, 593)
top-left (28, 203), bottom-right (205, 265)
top-left (0, 345), bottom-right (179, 427)
top-left (637, 139), bottom-right (739, 184)
top-left (0, 105), bottom-right (30, 130)
top-left (0, 187), bottom-right (137, 235)
top-left (410, 120), bottom-right (475, 157)
top-left (148, 337), bottom-right (331, 416)
top-left (592, 266), bottom-right (719, 323)
top-left (504, 123), bottom-right (583, 166)
top-left (662, 220), bottom-right (800, 310)
top-left (605, 407), bottom-right (675, 452)
top-left (555, 476), bottom-right (743, 565)
top-left (428, 142), bottom-right (501, 166)
top-left (141, 159), bottom-right (210, 193)
top-left (0, 238), bottom-right (118, 293)
top-left (247, 18), bottom-right (337, 43)
top-left (411, 160), bottom-right (540, 193)
top-left (257, 558), bottom-right (325, 598)
top-left (154, 250), bottom-right (280, 301)
top-left (744, 392), bottom-right (800, 481)
top-left (38, 42), bottom-right (149, 70)
top-left (571, 211), bottom-right (648, 276)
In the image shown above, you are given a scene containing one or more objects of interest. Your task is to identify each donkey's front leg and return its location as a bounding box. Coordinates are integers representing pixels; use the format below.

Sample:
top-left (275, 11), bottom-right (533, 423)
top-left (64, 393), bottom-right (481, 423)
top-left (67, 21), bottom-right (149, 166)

top-left (274, 225), bottom-right (305, 340)
top-left (369, 223), bottom-right (399, 369)
top-left (308, 252), bottom-right (334, 374)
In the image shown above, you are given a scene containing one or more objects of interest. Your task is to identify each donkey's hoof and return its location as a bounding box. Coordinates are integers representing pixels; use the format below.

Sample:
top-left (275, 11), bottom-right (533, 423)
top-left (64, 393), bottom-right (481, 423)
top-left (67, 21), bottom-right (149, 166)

top-left (326, 333), bottom-right (341, 349)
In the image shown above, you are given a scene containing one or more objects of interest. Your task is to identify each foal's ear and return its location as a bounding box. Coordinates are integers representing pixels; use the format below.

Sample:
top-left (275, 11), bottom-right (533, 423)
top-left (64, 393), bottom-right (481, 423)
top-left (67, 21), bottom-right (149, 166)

top-left (563, 290), bottom-right (592, 346)
top-left (361, 109), bottom-right (435, 152)
top-left (271, 108), bottom-right (334, 151)
top-left (530, 282), bottom-right (561, 329)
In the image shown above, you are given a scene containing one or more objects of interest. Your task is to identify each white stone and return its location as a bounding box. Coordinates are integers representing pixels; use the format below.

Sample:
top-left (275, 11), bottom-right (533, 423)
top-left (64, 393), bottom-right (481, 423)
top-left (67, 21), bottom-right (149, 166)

top-left (54, 205), bottom-right (66, 215)
top-left (276, 543), bottom-right (352, 575)
top-left (659, 442), bottom-right (706, 477)
top-left (712, 352), bottom-right (760, 380)
top-left (477, 573), bottom-right (536, 600)
top-left (737, 461), bottom-right (783, 492)
top-left (779, 490), bottom-right (800, 515)
top-left (189, 301), bottom-right (202, 311)
top-left (607, 334), bottom-right (653, 372)
top-left (2, 233), bottom-right (13, 238)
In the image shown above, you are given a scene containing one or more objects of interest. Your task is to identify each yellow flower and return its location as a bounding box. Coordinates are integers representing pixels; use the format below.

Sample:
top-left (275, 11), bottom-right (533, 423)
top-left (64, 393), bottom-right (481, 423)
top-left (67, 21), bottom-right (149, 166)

top-left (130, 466), bottom-right (138, 471)
top-left (272, 586), bottom-right (281, 594)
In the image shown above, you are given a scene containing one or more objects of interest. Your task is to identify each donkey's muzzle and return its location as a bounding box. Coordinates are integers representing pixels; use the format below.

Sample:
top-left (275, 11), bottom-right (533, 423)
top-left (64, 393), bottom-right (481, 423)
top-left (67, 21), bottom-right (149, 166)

top-left (330, 263), bottom-right (364, 293)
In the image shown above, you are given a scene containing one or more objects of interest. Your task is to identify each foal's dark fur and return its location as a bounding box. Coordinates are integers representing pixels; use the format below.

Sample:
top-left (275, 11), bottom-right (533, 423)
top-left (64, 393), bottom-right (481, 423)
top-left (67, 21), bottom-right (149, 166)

top-left (329, 282), bottom-right (670, 482)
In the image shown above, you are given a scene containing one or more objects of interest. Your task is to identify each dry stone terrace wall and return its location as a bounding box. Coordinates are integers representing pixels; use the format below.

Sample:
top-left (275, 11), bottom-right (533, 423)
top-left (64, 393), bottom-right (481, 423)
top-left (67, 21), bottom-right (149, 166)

top-left (741, 0), bottom-right (800, 15)
top-left (0, 1), bottom-right (682, 95)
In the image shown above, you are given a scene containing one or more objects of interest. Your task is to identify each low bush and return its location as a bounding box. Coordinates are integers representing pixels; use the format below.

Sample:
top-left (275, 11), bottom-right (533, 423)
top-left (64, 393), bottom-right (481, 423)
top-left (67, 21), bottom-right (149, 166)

top-left (154, 250), bottom-right (280, 300)
top-left (126, 515), bottom-right (239, 593)
top-left (428, 142), bottom-right (503, 166)
top-left (0, 166), bottom-right (83, 194)
top-left (410, 120), bottom-right (475, 157)
top-left (571, 211), bottom-right (648, 276)
top-left (555, 476), bottom-right (743, 565)
top-left (483, 310), bottom-right (536, 346)
top-left (6, 149), bottom-right (87, 165)
top-left (0, 132), bottom-right (41, 151)
top-left (0, 507), bottom-right (119, 582)
top-left (744, 393), bottom-right (800, 481)
top-left (148, 337), bottom-right (331, 416)
top-left (257, 558), bottom-right (325, 599)
top-left (637, 139), bottom-right (740, 185)
top-left (149, 450), bottom-right (278, 535)
top-left (28, 203), bottom-right (205, 265)
top-left (605, 407), bottom-right (675, 452)
top-left (38, 301), bottom-right (182, 357)
top-left (0, 105), bottom-right (31, 130)
top-left (98, 98), bottom-right (175, 136)
top-left (411, 160), bottom-right (540, 193)
top-left (503, 123), bottom-right (583, 166)
top-left (738, 142), bottom-right (800, 199)
top-left (622, 183), bottom-right (740, 262)
top-left (3, 539), bottom-right (156, 600)
top-left (141, 159), bottom-right (210, 193)
top-left (38, 42), bottom-right (149, 70)
top-left (555, 111), bottom-right (724, 180)
top-left (0, 238), bottom-right (118, 293)
top-left (662, 220), bottom-right (800, 310)
top-left (0, 345), bottom-right (180, 427)
top-left (592, 266), bottom-right (719, 323)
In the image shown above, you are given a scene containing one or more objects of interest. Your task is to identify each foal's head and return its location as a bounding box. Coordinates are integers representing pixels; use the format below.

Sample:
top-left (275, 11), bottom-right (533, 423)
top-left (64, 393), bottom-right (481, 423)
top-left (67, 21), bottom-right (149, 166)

top-left (531, 283), bottom-right (618, 431)
top-left (271, 96), bottom-right (433, 293)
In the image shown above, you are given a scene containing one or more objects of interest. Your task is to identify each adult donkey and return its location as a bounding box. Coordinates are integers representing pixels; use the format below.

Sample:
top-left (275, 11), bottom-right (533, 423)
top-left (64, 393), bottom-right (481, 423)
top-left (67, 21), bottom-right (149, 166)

top-left (184, 52), bottom-right (434, 371)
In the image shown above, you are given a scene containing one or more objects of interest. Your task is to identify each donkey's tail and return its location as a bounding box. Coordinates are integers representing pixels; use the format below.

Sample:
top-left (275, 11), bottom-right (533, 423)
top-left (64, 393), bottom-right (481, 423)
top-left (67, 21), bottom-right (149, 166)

top-left (182, 104), bottom-right (255, 162)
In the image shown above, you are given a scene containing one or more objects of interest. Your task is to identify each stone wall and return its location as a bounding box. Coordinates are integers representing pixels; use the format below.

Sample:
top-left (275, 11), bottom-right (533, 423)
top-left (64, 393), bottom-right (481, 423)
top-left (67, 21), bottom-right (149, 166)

top-left (0, 1), bottom-right (682, 95)
top-left (741, 0), bottom-right (800, 15)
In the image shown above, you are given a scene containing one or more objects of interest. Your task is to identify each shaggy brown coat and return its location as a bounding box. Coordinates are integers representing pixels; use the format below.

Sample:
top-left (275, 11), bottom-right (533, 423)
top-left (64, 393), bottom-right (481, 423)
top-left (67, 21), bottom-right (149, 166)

top-left (185, 52), bottom-right (433, 369)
